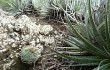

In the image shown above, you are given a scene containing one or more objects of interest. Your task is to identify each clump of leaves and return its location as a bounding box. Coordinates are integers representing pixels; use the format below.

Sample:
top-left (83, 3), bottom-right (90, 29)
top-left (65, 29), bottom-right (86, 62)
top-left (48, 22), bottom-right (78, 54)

top-left (32, 0), bottom-right (51, 16)
top-left (8, 0), bottom-right (30, 17)
top-left (54, 0), bottom-right (110, 70)
top-left (0, 0), bottom-right (11, 10)
top-left (0, 0), bottom-right (31, 17)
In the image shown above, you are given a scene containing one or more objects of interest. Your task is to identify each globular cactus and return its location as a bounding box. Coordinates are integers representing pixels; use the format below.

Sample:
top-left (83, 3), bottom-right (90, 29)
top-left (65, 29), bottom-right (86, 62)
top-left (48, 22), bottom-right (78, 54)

top-left (20, 44), bottom-right (43, 64)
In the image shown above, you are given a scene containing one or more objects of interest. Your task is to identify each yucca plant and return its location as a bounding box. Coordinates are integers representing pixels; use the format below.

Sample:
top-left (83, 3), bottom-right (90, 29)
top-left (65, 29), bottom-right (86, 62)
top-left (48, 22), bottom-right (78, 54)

top-left (0, 0), bottom-right (11, 10)
top-left (32, 0), bottom-right (51, 16)
top-left (8, 0), bottom-right (30, 17)
top-left (53, 0), bottom-right (110, 70)
top-left (50, 0), bottom-right (82, 19)
top-left (0, 0), bottom-right (31, 17)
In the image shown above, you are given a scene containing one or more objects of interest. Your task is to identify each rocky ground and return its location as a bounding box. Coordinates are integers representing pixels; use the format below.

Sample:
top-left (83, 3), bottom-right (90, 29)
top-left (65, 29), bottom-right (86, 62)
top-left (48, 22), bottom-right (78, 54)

top-left (0, 8), bottom-right (96, 70)
top-left (0, 9), bottom-right (70, 70)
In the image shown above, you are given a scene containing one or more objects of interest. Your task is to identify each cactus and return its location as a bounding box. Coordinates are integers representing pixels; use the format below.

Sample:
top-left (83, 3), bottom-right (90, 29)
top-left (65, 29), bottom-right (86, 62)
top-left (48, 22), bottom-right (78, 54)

top-left (20, 44), bottom-right (43, 64)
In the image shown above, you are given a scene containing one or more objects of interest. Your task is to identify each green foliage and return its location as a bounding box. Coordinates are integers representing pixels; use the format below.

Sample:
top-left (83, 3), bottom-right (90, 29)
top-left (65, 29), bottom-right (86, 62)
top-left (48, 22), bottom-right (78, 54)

top-left (0, 0), bottom-right (30, 16)
top-left (0, 0), bottom-right (11, 10)
top-left (8, 0), bottom-right (30, 16)
top-left (54, 0), bottom-right (110, 70)
top-left (50, 0), bottom-right (65, 10)
top-left (32, 0), bottom-right (50, 16)
top-left (50, 0), bottom-right (82, 11)
top-left (32, 0), bottom-right (83, 17)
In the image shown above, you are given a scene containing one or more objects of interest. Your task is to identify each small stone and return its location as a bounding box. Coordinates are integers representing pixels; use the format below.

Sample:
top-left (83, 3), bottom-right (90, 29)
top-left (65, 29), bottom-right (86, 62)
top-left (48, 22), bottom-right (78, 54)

top-left (40, 25), bottom-right (53, 35)
top-left (0, 49), bottom-right (8, 53)
top-left (54, 55), bottom-right (58, 58)
top-left (13, 51), bottom-right (16, 53)
top-left (3, 59), bottom-right (6, 61)
top-left (12, 43), bottom-right (17, 48)
top-left (9, 54), bottom-right (13, 59)
top-left (19, 47), bottom-right (22, 50)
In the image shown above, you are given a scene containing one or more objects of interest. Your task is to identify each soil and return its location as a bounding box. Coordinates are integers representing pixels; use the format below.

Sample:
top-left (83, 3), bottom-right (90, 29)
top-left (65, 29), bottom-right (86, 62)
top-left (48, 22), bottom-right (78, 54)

top-left (0, 13), bottom-right (95, 70)
top-left (28, 16), bottom-right (96, 70)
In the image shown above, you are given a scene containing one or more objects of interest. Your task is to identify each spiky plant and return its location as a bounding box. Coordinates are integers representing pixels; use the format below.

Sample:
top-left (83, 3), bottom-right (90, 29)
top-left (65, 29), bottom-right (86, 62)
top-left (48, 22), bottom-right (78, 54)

top-left (8, 0), bottom-right (31, 17)
top-left (32, 0), bottom-right (51, 16)
top-left (54, 0), bottom-right (110, 70)
top-left (20, 45), bottom-right (43, 64)
top-left (48, 0), bottom-right (83, 21)
top-left (0, 0), bottom-right (31, 17)
top-left (0, 0), bottom-right (11, 10)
